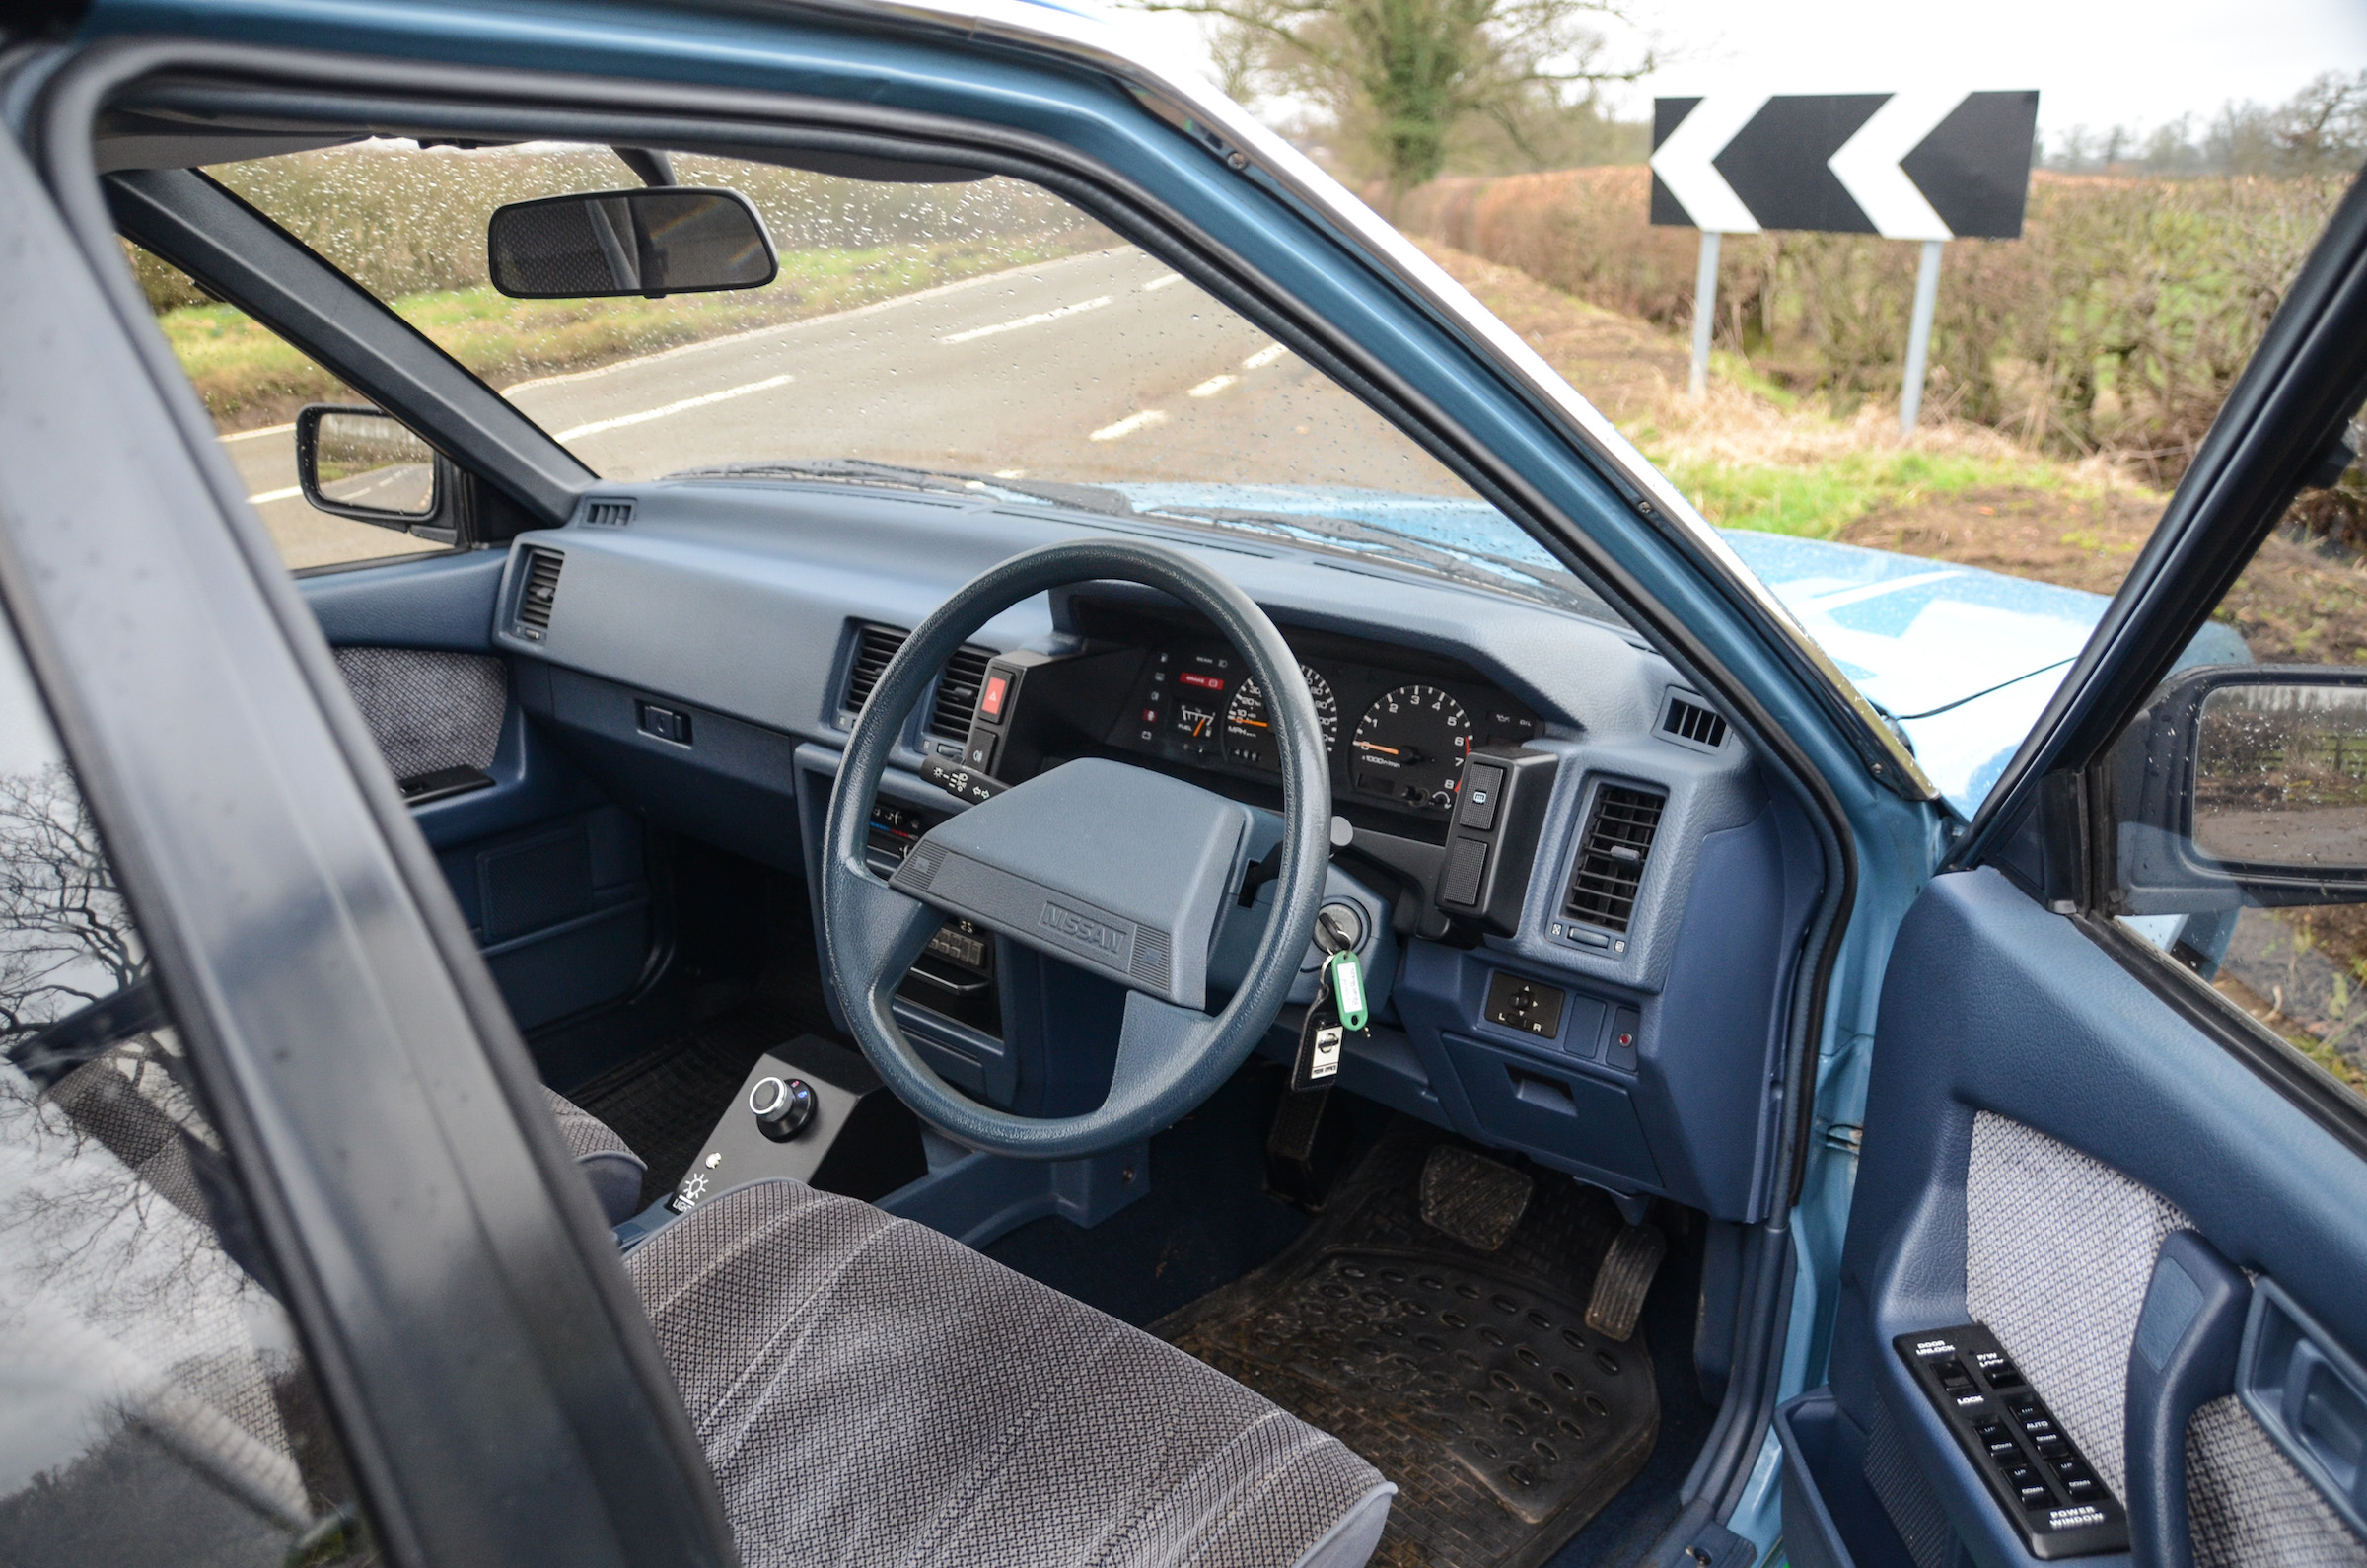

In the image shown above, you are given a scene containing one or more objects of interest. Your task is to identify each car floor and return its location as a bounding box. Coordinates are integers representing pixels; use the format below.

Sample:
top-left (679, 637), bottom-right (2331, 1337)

top-left (525, 836), bottom-right (1711, 1564)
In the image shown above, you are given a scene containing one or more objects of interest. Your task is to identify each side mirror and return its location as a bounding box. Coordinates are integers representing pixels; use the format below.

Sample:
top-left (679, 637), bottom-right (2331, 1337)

top-left (2115, 666), bottom-right (2367, 911)
top-left (486, 187), bottom-right (777, 299)
top-left (296, 405), bottom-right (439, 525)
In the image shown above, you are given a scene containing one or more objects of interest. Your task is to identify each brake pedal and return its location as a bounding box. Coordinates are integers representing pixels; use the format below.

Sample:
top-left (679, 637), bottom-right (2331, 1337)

top-left (1418, 1146), bottom-right (1534, 1251)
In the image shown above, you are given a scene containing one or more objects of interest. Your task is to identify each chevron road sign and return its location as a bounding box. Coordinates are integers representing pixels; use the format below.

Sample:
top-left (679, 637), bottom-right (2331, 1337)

top-left (1648, 91), bottom-right (2040, 427)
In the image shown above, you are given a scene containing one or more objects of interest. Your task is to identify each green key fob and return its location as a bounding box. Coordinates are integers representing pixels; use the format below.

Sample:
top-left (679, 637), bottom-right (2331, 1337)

top-left (1325, 948), bottom-right (1369, 1033)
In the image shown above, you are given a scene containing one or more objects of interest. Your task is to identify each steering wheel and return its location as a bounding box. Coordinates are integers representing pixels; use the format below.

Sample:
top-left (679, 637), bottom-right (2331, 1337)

top-left (821, 539), bottom-right (1328, 1160)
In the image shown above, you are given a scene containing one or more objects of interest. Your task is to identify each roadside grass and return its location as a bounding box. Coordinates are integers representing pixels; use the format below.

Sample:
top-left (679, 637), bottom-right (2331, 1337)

top-left (164, 237), bottom-right (1093, 432)
top-left (1651, 447), bottom-right (2097, 539)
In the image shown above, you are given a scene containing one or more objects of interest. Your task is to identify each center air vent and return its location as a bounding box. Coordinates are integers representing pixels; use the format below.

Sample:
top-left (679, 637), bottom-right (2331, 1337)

top-left (1660, 694), bottom-right (1728, 750)
top-left (842, 625), bottom-right (996, 738)
top-left (1563, 784), bottom-right (1665, 935)
top-left (929, 646), bottom-right (994, 742)
top-left (844, 624), bottom-right (908, 713)
top-left (514, 547), bottom-right (564, 639)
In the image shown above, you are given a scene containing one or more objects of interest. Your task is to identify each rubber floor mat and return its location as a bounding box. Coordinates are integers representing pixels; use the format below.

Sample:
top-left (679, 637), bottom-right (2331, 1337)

top-left (1156, 1122), bottom-right (1658, 1568)
top-left (569, 1007), bottom-right (802, 1208)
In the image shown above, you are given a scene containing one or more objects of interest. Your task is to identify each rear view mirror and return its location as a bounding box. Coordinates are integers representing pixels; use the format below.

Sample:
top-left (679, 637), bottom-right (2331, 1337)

top-left (486, 187), bottom-right (777, 299)
top-left (296, 405), bottom-right (438, 524)
top-left (2116, 667), bottom-right (2367, 910)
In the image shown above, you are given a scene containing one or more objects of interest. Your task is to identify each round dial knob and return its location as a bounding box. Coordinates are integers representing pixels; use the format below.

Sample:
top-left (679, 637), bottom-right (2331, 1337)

top-left (750, 1075), bottom-right (816, 1142)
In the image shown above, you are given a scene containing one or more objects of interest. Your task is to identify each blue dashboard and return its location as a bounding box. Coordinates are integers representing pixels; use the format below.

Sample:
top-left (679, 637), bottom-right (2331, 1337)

top-left (324, 473), bottom-right (1824, 1223)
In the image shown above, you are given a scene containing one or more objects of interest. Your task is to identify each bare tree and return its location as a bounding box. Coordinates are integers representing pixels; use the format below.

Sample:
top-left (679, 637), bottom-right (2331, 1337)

top-left (0, 762), bottom-right (142, 1042)
top-left (1135, 0), bottom-right (1655, 193)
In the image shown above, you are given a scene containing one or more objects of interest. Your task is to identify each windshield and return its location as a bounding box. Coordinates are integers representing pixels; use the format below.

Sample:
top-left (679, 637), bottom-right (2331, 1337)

top-left (198, 142), bottom-right (1611, 616)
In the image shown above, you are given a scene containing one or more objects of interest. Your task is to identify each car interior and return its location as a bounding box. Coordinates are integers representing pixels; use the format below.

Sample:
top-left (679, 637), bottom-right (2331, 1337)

top-left (13, 33), bottom-right (2365, 1568)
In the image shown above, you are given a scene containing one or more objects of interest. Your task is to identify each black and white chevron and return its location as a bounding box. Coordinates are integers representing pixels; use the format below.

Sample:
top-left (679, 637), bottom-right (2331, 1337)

top-left (1650, 91), bottom-right (2040, 241)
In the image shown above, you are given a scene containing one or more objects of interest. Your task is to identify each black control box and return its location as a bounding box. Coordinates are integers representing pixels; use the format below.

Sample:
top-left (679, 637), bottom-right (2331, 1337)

top-left (1434, 744), bottom-right (1558, 935)
top-left (671, 1035), bottom-right (925, 1213)
top-left (1893, 1324), bottom-right (2127, 1559)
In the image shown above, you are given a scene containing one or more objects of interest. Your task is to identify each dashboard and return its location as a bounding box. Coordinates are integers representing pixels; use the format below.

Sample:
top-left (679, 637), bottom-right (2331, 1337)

top-left (469, 474), bottom-right (1819, 1224)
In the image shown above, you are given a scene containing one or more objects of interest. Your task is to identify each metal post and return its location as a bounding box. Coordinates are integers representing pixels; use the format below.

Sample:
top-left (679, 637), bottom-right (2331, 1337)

top-left (1900, 238), bottom-right (1944, 433)
top-left (1688, 230), bottom-right (1721, 397)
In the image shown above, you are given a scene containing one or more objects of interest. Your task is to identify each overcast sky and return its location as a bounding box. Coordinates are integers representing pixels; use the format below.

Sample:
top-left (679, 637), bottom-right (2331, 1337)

top-left (1095, 0), bottom-right (2367, 145)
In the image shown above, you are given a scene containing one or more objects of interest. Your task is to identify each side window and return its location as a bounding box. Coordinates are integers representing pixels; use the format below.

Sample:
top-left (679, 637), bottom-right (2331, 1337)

top-left (0, 616), bottom-right (373, 1560)
top-left (127, 243), bottom-right (447, 573)
top-left (2108, 416), bottom-right (2367, 1111)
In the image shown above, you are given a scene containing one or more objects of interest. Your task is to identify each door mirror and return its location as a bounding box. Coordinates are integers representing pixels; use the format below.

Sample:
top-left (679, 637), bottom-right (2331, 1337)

top-left (486, 187), bottom-right (777, 298)
top-left (2115, 667), bottom-right (2367, 910)
top-left (296, 405), bottom-right (438, 524)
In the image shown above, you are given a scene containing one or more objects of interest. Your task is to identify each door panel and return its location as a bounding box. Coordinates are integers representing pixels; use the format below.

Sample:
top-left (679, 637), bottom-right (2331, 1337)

top-left (303, 560), bottom-right (653, 1033)
top-left (1811, 867), bottom-right (2367, 1567)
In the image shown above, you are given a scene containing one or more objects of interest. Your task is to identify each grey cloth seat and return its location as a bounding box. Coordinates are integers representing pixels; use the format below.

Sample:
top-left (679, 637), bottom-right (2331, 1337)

top-left (542, 1086), bottom-right (647, 1225)
top-left (624, 1177), bottom-right (1394, 1568)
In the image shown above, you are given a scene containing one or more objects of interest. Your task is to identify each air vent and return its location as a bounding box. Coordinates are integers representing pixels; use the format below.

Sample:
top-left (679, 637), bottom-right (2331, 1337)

top-left (582, 498), bottom-right (633, 527)
top-left (1661, 694), bottom-right (1728, 750)
top-left (515, 547), bottom-right (564, 638)
top-left (1563, 785), bottom-right (1665, 935)
top-left (929, 646), bottom-right (994, 742)
top-left (843, 623), bottom-right (908, 714)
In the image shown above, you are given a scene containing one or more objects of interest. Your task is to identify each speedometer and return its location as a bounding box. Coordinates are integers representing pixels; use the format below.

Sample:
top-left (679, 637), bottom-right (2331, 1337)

top-left (1350, 684), bottom-right (1473, 811)
top-left (1226, 665), bottom-right (1338, 767)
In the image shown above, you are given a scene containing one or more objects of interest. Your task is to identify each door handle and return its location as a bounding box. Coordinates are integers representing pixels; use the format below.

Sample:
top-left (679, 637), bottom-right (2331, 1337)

top-left (2125, 1231), bottom-right (2251, 1568)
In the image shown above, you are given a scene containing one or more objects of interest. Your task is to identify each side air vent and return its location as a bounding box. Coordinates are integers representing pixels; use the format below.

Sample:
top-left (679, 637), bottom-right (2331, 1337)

top-left (1563, 784), bottom-right (1665, 935)
top-left (1660, 694), bottom-right (1728, 750)
top-left (929, 646), bottom-right (994, 742)
top-left (843, 623), bottom-right (908, 713)
top-left (582, 498), bottom-right (633, 527)
top-left (514, 547), bottom-right (564, 639)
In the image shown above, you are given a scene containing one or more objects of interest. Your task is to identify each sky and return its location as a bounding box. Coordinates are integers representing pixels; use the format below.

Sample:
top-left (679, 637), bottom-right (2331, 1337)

top-left (1093, 0), bottom-right (2367, 147)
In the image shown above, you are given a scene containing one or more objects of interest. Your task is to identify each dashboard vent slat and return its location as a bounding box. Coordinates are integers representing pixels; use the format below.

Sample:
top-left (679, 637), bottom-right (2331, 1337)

top-left (929, 646), bottom-right (995, 742)
top-left (843, 624), bottom-right (908, 714)
top-left (515, 547), bottom-right (564, 638)
top-left (1661, 695), bottom-right (1727, 750)
top-left (1563, 784), bottom-right (1665, 934)
top-left (582, 498), bottom-right (634, 527)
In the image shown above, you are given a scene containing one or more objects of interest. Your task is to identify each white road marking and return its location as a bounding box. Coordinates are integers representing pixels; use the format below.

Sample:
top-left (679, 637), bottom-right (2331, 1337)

top-left (1143, 274), bottom-right (1186, 292)
top-left (1187, 375), bottom-right (1237, 397)
top-left (222, 422), bottom-right (295, 445)
top-left (1242, 343), bottom-right (1288, 369)
top-left (554, 374), bottom-right (795, 443)
top-left (1089, 410), bottom-right (1168, 442)
top-left (248, 485), bottom-right (302, 504)
top-left (940, 295), bottom-right (1112, 345)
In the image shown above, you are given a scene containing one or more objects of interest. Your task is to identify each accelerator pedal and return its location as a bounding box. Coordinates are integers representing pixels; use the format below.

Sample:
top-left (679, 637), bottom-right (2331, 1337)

top-left (1585, 1220), bottom-right (1668, 1341)
top-left (1418, 1145), bottom-right (1534, 1252)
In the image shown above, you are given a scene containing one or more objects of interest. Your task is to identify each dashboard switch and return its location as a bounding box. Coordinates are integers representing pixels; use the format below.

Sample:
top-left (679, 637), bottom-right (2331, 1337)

top-left (1459, 761), bottom-right (1506, 831)
top-left (1483, 970), bottom-right (1566, 1039)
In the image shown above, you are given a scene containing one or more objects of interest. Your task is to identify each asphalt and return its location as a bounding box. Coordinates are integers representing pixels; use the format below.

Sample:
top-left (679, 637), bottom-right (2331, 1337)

top-left (218, 247), bottom-right (1466, 568)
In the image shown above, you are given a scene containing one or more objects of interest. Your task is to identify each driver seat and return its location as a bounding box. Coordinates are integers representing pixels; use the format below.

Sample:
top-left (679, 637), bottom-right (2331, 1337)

top-left (624, 1177), bottom-right (1395, 1568)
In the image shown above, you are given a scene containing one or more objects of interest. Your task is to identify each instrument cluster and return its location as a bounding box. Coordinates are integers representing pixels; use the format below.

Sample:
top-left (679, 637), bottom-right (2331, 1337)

top-left (1110, 640), bottom-right (1540, 819)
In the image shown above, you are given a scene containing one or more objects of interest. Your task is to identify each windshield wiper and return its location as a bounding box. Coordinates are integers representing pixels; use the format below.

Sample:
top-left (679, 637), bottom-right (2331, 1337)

top-left (1139, 504), bottom-right (1610, 617)
top-left (668, 459), bottom-right (989, 496)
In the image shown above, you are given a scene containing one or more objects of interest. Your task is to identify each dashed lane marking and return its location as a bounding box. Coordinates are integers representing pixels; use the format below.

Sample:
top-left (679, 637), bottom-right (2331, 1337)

top-left (248, 486), bottom-right (301, 504)
top-left (1089, 410), bottom-right (1168, 442)
top-left (1243, 343), bottom-right (1288, 369)
top-left (554, 374), bottom-right (795, 443)
top-left (1187, 375), bottom-right (1237, 397)
top-left (940, 295), bottom-right (1112, 345)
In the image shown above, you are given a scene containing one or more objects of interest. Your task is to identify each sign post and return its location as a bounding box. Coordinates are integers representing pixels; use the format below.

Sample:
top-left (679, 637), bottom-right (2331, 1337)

top-left (1689, 231), bottom-right (1720, 397)
top-left (1649, 91), bottom-right (2039, 428)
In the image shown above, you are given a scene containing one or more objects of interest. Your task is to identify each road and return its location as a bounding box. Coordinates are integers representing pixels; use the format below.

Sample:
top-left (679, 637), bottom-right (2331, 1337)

top-left (219, 247), bottom-right (1465, 568)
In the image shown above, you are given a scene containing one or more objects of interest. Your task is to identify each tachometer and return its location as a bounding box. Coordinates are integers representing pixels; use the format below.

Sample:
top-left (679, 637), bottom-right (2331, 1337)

top-left (1350, 684), bottom-right (1472, 811)
top-left (1225, 665), bottom-right (1338, 767)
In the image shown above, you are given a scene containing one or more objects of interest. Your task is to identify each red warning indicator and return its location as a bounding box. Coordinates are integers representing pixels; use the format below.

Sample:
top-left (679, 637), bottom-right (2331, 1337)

top-left (1178, 671), bottom-right (1225, 691)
